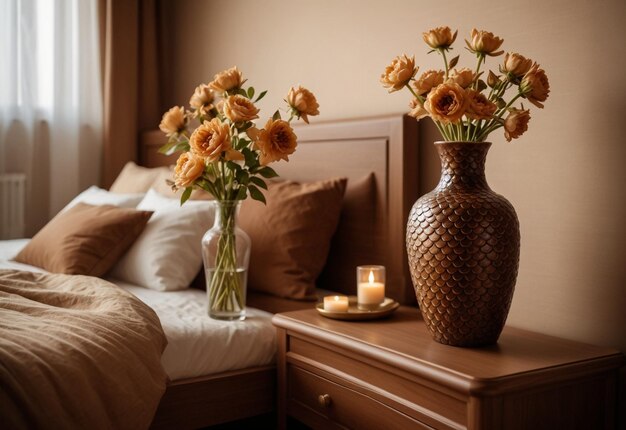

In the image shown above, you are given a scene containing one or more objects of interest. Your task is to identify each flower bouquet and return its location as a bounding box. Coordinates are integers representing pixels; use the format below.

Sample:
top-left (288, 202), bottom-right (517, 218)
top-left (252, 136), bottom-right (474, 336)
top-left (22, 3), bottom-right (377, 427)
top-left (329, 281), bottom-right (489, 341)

top-left (380, 26), bottom-right (549, 142)
top-left (158, 66), bottom-right (319, 319)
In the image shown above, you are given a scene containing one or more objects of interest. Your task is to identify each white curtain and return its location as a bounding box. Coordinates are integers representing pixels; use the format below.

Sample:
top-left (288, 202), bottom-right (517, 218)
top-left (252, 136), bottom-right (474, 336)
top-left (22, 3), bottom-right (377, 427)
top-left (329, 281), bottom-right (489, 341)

top-left (0, 0), bottom-right (102, 234)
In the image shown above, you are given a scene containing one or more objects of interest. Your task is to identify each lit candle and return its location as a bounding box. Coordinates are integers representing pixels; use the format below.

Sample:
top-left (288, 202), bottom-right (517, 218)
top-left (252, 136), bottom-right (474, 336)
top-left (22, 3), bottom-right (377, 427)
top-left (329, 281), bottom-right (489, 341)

top-left (324, 295), bottom-right (349, 312)
top-left (357, 266), bottom-right (385, 310)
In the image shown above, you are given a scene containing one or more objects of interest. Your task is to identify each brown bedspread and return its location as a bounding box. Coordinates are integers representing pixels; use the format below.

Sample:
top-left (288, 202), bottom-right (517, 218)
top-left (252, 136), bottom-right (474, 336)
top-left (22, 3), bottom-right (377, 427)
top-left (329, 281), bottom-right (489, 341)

top-left (0, 269), bottom-right (168, 430)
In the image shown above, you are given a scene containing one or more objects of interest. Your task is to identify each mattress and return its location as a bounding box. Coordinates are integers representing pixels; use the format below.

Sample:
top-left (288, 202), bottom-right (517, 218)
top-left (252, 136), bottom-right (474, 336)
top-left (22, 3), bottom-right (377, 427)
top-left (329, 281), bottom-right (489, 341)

top-left (0, 239), bottom-right (276, 381)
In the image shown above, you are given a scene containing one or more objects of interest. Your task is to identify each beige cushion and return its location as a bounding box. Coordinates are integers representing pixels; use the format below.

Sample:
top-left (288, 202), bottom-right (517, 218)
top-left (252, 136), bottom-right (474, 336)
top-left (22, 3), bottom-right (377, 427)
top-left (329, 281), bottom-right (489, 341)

top-left (14, 203), bottom-right (153, 276)
top-left (109, 161), bottom-right (170, 194)
top-left (239, 178), bottom-right (347, 300)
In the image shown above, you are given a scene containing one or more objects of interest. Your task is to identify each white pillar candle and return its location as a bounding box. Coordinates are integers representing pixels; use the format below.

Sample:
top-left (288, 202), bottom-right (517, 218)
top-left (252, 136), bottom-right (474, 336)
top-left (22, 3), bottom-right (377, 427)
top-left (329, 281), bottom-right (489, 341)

top-left (324, 295), bottom-right (349, 312)
top-left (357, 266), bottom-right (386, 310)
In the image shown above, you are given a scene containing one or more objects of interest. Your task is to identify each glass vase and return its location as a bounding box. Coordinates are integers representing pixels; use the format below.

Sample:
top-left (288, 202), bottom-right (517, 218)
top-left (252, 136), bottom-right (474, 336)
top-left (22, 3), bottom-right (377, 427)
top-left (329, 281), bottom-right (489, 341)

top-left (202, 200), bottom-right (251, 321)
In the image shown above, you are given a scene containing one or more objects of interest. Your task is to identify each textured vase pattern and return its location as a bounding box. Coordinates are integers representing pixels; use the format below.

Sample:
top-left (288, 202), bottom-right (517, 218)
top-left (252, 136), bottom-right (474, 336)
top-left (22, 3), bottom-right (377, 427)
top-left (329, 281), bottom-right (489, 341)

top-left (407, 141), bottom-right (520, 346)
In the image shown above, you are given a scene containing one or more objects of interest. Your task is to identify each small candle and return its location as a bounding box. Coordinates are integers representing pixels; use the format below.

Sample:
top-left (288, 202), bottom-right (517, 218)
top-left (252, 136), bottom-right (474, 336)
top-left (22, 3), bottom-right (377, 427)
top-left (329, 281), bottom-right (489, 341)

top-left (324, 295), bottom-right (349, 312)
top-left (357, 266), bottom-right (385, 310)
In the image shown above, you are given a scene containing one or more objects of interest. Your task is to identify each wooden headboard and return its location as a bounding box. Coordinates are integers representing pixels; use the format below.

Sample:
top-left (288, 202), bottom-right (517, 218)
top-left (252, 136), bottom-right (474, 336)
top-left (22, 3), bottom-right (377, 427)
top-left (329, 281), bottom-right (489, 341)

top-left (141, 114), bottom-right (420, 304)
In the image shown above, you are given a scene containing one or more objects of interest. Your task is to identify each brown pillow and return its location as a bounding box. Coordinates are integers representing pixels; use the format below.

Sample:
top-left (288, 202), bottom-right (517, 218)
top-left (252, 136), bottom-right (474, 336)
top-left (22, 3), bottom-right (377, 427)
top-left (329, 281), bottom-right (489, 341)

top-left (109, 161), bottom-right (170, 193)
top-left (239, 178), bottom-right (347, 300)
top-left (317, 173), bottom-right (379, 295)
top-left (14, 203), bottom-right (153, 276)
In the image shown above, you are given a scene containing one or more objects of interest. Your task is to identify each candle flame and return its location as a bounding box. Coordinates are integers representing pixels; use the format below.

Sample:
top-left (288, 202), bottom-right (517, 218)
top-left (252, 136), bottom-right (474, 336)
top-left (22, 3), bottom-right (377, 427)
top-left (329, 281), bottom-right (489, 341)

top-left (368, 270), bottom-right (374, 284)
top-left (334, 296), bottom-right (340, 301)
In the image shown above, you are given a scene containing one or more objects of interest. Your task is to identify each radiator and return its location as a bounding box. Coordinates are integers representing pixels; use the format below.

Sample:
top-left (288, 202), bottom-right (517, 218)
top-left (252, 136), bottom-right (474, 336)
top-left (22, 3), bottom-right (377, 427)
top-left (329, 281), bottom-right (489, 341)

top-left (0, 173), bottom-right (26, 239)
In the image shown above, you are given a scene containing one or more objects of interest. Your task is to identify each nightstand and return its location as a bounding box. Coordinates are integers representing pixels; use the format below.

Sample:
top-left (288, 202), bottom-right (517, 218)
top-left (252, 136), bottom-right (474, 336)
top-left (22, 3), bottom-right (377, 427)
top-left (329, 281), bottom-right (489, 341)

top-left (272, 307), bottom-right (624, 430)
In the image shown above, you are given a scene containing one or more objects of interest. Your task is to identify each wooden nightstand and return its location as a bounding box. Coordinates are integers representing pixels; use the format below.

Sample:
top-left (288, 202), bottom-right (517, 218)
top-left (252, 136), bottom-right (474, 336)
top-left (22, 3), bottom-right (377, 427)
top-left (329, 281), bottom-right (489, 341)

top-left (272, 307), bottom-right (624, 430)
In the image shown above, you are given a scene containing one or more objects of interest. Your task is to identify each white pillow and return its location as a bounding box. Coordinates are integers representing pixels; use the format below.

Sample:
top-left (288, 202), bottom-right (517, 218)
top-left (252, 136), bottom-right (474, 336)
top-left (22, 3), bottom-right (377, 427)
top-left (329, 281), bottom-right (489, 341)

top-left (62, 186), bottom-right (145, 212)
top-left (109, 188), bottom-right (214, 291)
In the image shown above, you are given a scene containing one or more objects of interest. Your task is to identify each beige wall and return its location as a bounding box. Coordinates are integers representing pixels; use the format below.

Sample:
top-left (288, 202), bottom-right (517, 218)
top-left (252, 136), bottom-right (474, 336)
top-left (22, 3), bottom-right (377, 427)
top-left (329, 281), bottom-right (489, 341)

top-left (162, 0), bottom-right (626, 357)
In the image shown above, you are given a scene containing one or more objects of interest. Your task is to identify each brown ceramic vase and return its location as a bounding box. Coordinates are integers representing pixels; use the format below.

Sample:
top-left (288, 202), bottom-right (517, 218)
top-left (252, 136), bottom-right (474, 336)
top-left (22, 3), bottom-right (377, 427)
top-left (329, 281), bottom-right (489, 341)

top-left (406, 141), bottom-right (520, 347)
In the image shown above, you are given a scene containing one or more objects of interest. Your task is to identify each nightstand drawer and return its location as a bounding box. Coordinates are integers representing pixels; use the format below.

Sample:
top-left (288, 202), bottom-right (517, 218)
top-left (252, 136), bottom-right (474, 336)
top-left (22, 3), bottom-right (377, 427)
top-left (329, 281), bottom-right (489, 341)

top-left (288, 365), bottom-right (433, 430)
top-left (274, 309), bottom-right (624, 430)
top-left (288, 336), bottom-right (466, 428)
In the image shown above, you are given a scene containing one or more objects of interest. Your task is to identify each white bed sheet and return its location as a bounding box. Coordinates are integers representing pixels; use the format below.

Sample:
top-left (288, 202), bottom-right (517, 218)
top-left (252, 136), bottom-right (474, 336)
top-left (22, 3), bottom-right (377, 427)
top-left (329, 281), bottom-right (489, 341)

top-left (0, 239), bottom-right (276, 381)
top-left (114, 281), bottom-right (276, 381)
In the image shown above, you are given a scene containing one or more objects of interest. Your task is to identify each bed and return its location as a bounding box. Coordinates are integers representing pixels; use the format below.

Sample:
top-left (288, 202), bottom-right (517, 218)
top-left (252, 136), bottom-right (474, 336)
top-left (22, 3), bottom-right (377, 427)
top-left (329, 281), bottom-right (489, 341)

top-left (0, 114), bottom-right (422, 429)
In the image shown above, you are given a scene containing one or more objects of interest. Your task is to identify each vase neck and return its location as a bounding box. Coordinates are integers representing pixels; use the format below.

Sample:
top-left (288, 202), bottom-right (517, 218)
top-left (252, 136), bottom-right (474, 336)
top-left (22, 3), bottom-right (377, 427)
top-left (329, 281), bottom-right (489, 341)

top-left (435, 141), bottom-right (491, 190)
top-left (213, 200), bottom-right (240, 232)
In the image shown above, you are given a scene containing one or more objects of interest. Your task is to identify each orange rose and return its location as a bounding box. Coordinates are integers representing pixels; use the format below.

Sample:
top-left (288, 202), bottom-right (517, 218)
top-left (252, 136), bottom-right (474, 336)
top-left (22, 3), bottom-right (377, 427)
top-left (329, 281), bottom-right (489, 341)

top-left (174, 152), bottom-right (205, 188)
top-left (502, 53), bottom-right (533, 79)
top-left (223, 95), bottom-right (260, 122)
top-left (504, 108), bottom-right (531, 142)
top-left (465, 90), bottom-right (497, 120)
top-left (520, 64), bottom-right (550, 108)
top-left (208, 66), bottom-right (245, 93)
top-left (380, 54), bottom-right (417, 93)
top-left (447, 68), bottom-right (475, 88)
top-left (424, 83), bottom-right (468, 123)
top-left (189, 84), bottom-right (215, 111)
top-left (423, 26), bottom-right (457, 49)
top-left (159, 106), bottom-right (187, 137)
top-left (253, 118), bottom-right (297, 165)
top-left (215, 99), bottom-right (225, 115)
top-left (413, 70), bottom-right (444, 96)
top-left (408, 98), bottom-right (429, 120)
top-left (189, 118), bottom-right (234, 162)
top-left (287, 86), bottom-right (320, 124)
top-left (465, 29), bottom-right (504, 56)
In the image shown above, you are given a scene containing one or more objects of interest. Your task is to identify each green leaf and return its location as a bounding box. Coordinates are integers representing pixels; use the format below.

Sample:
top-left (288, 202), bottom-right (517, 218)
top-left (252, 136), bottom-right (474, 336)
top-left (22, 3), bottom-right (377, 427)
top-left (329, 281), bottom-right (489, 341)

top-left (257, 166), bottom-right (278, 178)
top-left (249, 176), bottom-right (267, 189)
top-left (235, 139), bottom-right (246, 150)
top-left (174, 141), bottom-right (190, 152)
top-left (158, 141), bottom-right (177, 155)
top-left (477, 79), bottom-right (488, 92)
top-left (235, 169), bottom-right (249, 185)
top-left (226, 161), bottom-right (242, 172)
top-left (272, 110), bottom-right (281, 121)
top-left (237, 88), bottom-right (247, 97)
top-left (197, 179), bottom-right (215, 196)
top-left (238, 122), bottom-right (253, 132)
top-left (242, 147), bottom-right (258, 168)
top-left (180, 187), bottom-right (192, 205)
top-left (236, 187), bottom-right (247, 200)
top-left (254, 90), bottom-right (268, 103)
top-left (247, 87), bottom-right (255, 99)
top-left (248, 185), bottom-right (266, 204)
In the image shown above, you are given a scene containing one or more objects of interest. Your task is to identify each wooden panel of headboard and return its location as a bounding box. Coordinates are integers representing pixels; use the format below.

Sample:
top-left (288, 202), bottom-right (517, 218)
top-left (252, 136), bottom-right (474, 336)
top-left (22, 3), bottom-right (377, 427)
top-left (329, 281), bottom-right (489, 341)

top-left (141, 114), bottom-right (420, 304)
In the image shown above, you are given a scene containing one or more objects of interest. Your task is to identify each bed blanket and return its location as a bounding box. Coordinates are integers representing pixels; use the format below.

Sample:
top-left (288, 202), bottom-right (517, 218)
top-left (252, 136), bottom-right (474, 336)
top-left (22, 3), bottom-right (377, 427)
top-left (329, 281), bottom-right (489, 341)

top-left (0, 269), bottom-right (168, 430)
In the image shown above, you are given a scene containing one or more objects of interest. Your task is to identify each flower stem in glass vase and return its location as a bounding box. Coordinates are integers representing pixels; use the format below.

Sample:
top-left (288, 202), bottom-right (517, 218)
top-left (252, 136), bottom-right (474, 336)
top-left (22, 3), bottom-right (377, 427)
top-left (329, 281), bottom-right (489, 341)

top-left (203, 201), bottom-right (250, 321)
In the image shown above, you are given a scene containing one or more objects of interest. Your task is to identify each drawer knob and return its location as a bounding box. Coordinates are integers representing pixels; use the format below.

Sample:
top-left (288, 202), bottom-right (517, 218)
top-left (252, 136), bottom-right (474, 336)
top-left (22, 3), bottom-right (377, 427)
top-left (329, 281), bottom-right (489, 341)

top-left (318, 394), bottom-right (332, 408)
